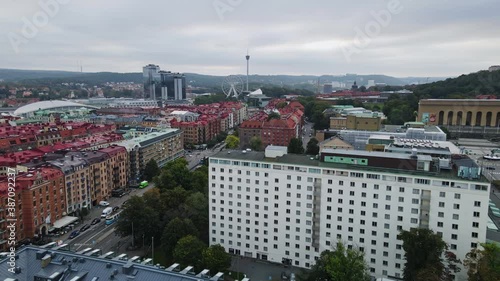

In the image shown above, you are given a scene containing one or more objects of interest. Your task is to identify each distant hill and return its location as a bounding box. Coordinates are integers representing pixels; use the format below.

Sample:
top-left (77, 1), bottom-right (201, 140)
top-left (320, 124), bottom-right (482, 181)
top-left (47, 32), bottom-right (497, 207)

top-left (0, 69), bottom-right (83, 81)
top-left (412, 70), bottom-right (500, 98)
top-left (0, 68), bottom-right (447, 88)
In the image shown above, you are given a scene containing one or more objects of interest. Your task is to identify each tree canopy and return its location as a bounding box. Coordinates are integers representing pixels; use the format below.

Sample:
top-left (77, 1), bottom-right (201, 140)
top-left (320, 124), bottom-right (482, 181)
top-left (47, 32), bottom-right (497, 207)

top-left (225, 135), bottom-right (240, 149)
top-left (400, 228), bottom-right (460, 281)
top-left (202, 244), bottom-right (232, 274)
top-left (464, 243), bottom-right (500, 281)
top-left (306, 138), bottom-right (320, 155)
top-left (288, 137), bottom-right (304, 154)
top-left (249, 136), bottom-right (263, 151)
top-left (143, 159), bottom-right (160, 181)
top-left (298, 241), bottom-right (370, 281)
top-left (161, 217), bottom-right (199, 256)
top-left (173, 235), bottom-right (206, 270)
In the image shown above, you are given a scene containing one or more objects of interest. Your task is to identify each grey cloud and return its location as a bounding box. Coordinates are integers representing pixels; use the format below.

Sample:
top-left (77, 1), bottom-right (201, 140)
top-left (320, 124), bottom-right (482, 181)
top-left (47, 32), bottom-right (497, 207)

top-left (0, 0), bottom-right (499, 77)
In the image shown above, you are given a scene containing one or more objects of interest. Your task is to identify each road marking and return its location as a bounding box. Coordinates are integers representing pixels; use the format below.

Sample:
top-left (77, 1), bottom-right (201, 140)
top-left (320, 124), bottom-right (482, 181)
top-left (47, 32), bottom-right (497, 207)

top-left (74, 225), bottom-right (115, 251)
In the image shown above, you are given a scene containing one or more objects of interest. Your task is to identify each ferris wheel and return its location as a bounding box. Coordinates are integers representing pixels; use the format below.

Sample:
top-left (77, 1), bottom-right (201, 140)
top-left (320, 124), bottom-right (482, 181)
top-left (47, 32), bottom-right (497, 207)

top-left (222, 75), bottom-right (244, 98)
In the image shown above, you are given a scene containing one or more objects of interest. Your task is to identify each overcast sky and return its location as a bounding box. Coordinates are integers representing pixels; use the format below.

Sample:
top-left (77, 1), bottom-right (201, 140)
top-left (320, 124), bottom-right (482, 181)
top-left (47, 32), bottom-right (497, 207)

top-left (1, 0), bottom-right (499, 77)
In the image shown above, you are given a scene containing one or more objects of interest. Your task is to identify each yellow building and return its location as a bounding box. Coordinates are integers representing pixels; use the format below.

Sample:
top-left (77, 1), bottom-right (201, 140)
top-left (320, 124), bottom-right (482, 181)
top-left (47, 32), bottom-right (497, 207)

top-left (418, 99), bottom-right (500, 126)
top-left (330, 117), bottom-right (347, 130)
top-left (346, 115), bottom-right (381, 131)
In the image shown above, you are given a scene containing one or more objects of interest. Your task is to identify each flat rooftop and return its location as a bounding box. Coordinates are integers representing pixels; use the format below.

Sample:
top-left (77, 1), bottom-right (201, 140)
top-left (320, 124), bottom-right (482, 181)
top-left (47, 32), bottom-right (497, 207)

top-left (212, 150), bottom-right (487, 183)
top-left (0, 246), bottom-right (212, 280)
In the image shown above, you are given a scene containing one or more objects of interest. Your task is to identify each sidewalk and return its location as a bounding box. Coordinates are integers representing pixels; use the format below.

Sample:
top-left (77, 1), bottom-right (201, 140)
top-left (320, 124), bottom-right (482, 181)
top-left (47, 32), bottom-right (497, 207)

top-left (230, 256), bottom-right (301, 281)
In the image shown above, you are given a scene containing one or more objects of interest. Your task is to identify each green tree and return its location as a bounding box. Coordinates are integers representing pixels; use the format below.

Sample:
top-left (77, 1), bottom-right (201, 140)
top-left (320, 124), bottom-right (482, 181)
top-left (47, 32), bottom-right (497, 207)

top-left (249, 136), bottom-right (263, 151)
top-left (267, 111), bottom-right (281, 121)
top-left (143, 159), bottom-right (160, 181)
top-left (154, 158), bottom-right (190, 191)
top-left (400, 228), bottom-right (460, 281)
top-left (306, 138), bottom-right (320, 155)
top-left (276, 101), bottom-right (288, 109)
top-left (173, 235), bottom-right (206, 270)
top-left (225, 135), bottom-right (240, 149)
top-left (298, 241), bottom-right (369, 281)
top-left (190, 169), bottom-right (209, 194)
top-left (161, 217), bottom-right (199, 256)
top-left (116, 196), bottom-right (160, 246)
top-left (202, 244), bottom-right (232, 274)
top-left (185, 192), bottom-right (210, 243)
top-left (464, 243), bottom-right (500, 281)
top-left (288, 138), bottom-right (304, 154)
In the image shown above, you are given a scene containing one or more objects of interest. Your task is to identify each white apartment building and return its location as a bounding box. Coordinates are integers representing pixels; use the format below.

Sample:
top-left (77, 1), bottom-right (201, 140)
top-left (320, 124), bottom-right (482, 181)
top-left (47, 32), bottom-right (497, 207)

top-left (208, 146), bottom-right (490, 280)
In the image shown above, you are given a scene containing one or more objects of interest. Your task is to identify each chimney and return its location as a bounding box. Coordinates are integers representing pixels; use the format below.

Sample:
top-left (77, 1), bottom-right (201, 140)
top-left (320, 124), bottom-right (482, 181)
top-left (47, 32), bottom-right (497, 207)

top-left (41, 254), bottom-right (52, 268)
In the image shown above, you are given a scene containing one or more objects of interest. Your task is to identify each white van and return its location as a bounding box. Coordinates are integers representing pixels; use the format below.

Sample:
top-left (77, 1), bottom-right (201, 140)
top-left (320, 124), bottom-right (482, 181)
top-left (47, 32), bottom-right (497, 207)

top-left (101, 207), bottom-right (113, 218)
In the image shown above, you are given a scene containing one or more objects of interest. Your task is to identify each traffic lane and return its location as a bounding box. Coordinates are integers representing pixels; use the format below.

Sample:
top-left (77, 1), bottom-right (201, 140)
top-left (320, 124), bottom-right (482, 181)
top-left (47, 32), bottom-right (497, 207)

top-left (66, 221), bottom-right (107, 249)
top-left (57, 186), bottom-right (153, 242)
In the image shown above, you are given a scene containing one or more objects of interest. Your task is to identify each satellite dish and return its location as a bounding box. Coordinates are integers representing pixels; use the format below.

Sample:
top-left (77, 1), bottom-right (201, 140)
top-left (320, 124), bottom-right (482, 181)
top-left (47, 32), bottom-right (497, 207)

top-left (222, 75), bottom-right (244, 98)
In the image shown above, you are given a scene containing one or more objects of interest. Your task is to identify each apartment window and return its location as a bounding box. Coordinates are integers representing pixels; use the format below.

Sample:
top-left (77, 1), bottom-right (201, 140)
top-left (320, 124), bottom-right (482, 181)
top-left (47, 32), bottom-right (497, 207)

top-left (472, 222), bottom-right (479, 228)
top-left (438, 212), bottom-right (444, 218)
top-left (451, 234), bottom-right (458, 240)
top-left (473, 211), bottom-right (480, 218)
top-left (454, 193), bottom-right (461, 199)
top-left (438, 222), bottom-right (443, 227)
top-left (452, 224), bottom-right (458, 230)
top-left (474, 201), bottom-right (481, 207)
top-left (439, 202), bottom-right (445, 207)
top-left (399, 187), bottom-right (405, 192)
top-left (452, 214), bottom-right (459, 220)
top-left (412, 198), bottom-right (419, 204)
top-left (472, 232), bottom-right (478, 238)
top-left (412, 189), bottom-right (419, 194)
top-left (439, 191), bottom-right (445, 197)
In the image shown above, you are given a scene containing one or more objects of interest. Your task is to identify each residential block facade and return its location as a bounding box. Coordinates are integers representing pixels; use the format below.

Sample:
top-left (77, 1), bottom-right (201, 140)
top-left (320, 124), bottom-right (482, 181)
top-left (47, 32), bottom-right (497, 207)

top-left (208, 147), bottom-right (490, 280)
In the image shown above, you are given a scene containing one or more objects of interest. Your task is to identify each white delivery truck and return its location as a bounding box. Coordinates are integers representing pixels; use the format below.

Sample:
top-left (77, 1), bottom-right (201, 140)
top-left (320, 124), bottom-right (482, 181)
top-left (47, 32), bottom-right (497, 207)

top-left (101, 207), bottom-right (113, 218)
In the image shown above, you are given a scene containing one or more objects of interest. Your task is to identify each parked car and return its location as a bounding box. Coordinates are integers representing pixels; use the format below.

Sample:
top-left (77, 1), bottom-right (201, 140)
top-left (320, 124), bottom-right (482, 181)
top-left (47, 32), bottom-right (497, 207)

top-left (112, 206), bottom-right (120, 212)
top-left (80, 224), bottom-right (90, 232)
top-left (99, 201), bottom-right (110, 207)
top-left (91, 218), bottom-right (101, 225)
top-left (68, 230), bottom-right (80, 239)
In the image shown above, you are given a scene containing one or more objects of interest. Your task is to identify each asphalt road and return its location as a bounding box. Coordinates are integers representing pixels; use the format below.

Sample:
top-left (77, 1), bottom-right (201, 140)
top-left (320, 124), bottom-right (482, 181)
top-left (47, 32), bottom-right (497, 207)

top-left (301, 121), bottom-right (314, 151)
top-left (186, 143), bottom-right (226, 170)
top-left (57, 185), bottom-right (153, 252)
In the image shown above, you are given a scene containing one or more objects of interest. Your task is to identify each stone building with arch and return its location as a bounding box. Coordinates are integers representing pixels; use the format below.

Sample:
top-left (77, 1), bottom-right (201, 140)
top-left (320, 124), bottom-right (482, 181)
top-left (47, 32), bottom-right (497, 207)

top-left (418, 99), bottom-right (500, 127)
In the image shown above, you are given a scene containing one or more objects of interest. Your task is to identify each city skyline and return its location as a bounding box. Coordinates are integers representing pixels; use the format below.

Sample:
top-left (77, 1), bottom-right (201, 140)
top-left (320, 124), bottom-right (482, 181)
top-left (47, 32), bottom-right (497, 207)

top-left (1, 0), bottom-right (500, 77)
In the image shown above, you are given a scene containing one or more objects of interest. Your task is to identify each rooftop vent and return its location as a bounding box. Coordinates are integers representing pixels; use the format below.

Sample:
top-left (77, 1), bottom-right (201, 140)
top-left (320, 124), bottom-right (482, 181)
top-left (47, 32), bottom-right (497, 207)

top-left (122, 263), bottom-right (134, 275)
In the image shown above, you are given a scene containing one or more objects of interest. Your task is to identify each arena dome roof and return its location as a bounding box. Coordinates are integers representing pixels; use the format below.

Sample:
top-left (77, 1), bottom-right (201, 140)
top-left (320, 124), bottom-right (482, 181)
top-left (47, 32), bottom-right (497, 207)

top-left (13, 100), bottom-right (98, 117)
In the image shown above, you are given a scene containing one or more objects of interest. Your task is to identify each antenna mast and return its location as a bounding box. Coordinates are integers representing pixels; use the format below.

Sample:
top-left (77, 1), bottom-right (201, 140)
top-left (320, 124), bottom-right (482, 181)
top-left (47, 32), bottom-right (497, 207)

top-left (246, 50), bottom-right (250, 92)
